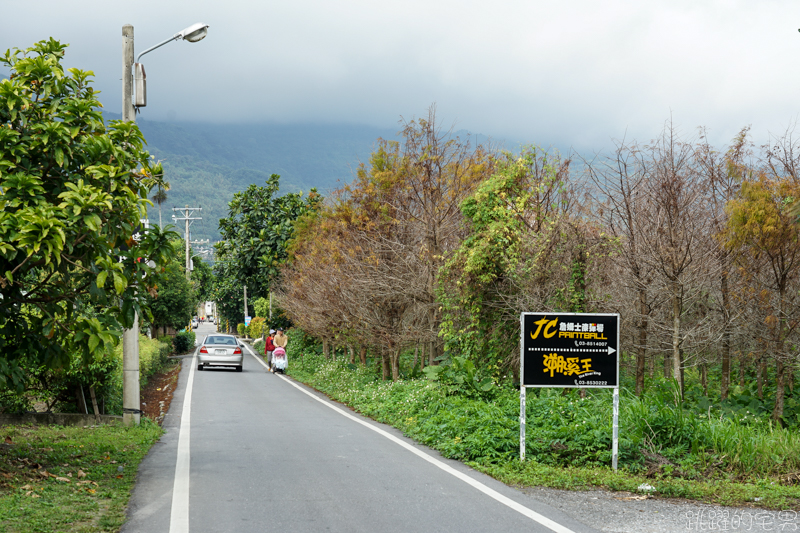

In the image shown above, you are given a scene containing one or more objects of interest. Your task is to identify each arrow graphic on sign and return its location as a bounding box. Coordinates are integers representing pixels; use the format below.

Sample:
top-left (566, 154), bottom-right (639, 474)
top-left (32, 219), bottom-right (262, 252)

top-left (608, 346), bottom-right (616, 355)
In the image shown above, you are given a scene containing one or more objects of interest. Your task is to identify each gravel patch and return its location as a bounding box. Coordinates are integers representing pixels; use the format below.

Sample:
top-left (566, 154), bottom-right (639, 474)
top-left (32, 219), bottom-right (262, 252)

top-left (521, 486), bottom-right (799, 532)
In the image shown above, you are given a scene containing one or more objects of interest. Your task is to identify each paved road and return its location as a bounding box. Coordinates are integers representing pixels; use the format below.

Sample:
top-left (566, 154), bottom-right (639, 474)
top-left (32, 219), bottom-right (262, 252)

top-left (122, 323), bottom-right (598, 533)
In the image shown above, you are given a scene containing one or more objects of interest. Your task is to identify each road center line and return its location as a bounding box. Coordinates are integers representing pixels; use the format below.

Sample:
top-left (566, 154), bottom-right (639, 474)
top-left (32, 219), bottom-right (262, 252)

top-left (169, 350), bottom-right (196, 533)
top-left (245, 346), bottom-right (576, 533)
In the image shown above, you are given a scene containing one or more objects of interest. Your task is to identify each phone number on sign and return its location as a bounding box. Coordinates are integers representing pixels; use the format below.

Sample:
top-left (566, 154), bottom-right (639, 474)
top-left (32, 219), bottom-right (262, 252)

top-left (577, 381), bottom-right (607, 386)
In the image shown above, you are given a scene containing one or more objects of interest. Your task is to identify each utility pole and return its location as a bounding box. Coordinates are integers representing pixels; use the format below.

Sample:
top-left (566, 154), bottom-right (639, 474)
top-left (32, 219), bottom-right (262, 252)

top-left (172, 206), bottom-right (202, 280)
top-left (120, 22), bottom-right (208, 427)
top-left (243, 285), bottom-right (248, 324)
top-left (121, 25), bottom-right (140, 427)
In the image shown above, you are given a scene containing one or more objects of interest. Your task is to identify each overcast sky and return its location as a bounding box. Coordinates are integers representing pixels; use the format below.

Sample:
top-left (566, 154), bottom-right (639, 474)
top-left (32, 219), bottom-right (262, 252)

top-left (3, 0), bottom-right (800, 152)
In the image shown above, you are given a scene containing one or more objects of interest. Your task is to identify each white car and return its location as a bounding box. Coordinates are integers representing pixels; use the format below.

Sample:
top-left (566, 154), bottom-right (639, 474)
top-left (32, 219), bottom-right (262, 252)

top-left (197, 334), bottom-right (244, 372)
top-left (191, 319), bottom-right (199, 329)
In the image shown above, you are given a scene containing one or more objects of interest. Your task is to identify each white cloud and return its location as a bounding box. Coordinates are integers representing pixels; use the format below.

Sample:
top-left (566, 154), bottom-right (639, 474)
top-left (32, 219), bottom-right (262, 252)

top-left (2, 0), bottom-right (800, 150)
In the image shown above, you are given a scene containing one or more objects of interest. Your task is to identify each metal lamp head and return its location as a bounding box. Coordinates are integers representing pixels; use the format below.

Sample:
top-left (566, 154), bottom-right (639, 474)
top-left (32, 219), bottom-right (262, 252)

top-left (179, 23), bottom-right (209, 43)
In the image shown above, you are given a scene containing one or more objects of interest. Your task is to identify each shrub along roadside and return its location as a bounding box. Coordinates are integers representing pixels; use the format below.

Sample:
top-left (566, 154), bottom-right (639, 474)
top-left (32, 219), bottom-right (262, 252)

top-left (287, 351), bottom-right (800, 510)
top-left (0, 334), bottom-right (173, 416)
top-left (0, 421), bottom-right (163, 533)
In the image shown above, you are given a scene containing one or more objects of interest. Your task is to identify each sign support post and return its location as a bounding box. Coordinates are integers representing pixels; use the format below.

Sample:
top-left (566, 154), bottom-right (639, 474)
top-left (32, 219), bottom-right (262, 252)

top-left (612, 387), bottom-right (619, 471)
top-left (520, 386), bottom-right (526, 462)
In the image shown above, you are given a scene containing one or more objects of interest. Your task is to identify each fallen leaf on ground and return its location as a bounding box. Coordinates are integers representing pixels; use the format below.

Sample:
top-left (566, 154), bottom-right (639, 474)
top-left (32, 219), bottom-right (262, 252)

top-left (21, 484), bottom-right (32, 490)
top-left (54, 477), bottom-right (70, 483)
top-left (615, 495), bottom-right (652, 501)
top-left (4, 436), bottom-right (11, 444)
top-left (77, 470), bottom-right (86, 478)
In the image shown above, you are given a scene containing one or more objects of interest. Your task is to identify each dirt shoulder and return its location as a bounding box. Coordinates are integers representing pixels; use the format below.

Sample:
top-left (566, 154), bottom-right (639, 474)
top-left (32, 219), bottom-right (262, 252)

top-left (139, 359), bottom-right (182, 425)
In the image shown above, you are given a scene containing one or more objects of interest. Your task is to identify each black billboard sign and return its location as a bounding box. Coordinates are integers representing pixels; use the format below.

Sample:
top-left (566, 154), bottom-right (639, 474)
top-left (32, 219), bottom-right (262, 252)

top-left (520, 312), bottom-right (619, 388)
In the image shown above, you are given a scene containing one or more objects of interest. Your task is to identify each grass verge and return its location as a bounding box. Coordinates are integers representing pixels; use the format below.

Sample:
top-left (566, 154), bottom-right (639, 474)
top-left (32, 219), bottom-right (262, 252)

top-left (287, 352), bottom-right (800, 510)
top-left (0, 420), bottom-right (163, 532)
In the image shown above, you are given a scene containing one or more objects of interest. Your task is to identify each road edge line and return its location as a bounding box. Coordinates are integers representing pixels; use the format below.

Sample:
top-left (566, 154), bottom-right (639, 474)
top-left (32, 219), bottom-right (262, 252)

top-left (244, 345), bottom-right (576, 533)
top-left (169, 351), bottom-right (196, 533)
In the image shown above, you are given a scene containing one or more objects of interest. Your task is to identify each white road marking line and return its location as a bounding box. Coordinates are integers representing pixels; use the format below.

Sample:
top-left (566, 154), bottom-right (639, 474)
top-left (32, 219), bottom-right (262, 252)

top-left (169, 350), bottom-right (196, 533)
top-left (244, 346), bottom-right (577, 533)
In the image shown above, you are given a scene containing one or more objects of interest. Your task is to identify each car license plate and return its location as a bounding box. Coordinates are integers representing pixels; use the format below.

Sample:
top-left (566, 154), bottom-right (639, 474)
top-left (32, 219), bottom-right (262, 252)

top-left (215, 349), bottom-right (226, 355)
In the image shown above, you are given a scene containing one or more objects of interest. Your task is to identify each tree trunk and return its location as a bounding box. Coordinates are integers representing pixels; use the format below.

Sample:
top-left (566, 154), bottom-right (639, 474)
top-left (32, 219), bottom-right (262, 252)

top-left (773, 360), bottom-right (786, 425)
top-left (391, 348), bottom-right (401, 381)
top-left (739, 353), bottom-right (747, 387)
top-left (700, 363), bottom-right (708, 396)
top-left (636, 289), bottom-right (648, 395)
top-left (359, 346), bottom-right (367, 366)
top-left (75, 386), bottom-right (87, 414)
top-left (757, 355), bottom-right (764, 400)
top-left (322, 339), bottom-right (330, 360)
top-left (331, 343), bottom-right (336, 361)
top-left (720, 269), bottom-right (731, 400)
top-left (89, 386), bottom-right (100, 423)
top-left (671, 284), bottom-right (683, 395)
top-left (412, 344), bottom-right (419, 369)
top-left (381, 350), bottom-right (391, 380)
top-left (349, 346), bottom-right (355, 364)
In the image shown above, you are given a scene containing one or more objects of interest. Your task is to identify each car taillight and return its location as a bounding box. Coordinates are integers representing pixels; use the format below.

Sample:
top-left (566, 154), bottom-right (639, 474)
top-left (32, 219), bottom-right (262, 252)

top-left (199, 346), bottom-right (208, 354)
top-left (233, 347), bottom-right (242, 355)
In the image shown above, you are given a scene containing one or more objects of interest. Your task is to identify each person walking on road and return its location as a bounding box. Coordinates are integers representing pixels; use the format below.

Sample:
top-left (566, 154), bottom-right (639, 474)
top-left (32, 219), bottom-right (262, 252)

top-left (264, 329), bottom-right (276, 371)
top-left (273, 328), bottom-right (288, 353)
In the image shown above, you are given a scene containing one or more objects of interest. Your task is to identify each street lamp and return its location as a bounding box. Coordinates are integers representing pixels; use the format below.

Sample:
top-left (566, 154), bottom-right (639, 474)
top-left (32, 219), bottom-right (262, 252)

top-left (120, 23), bottom-right (209, 427)
top-left (122, 23), bottom-right (210, 121)
top-left (137, 23), bottom-right (209, 63)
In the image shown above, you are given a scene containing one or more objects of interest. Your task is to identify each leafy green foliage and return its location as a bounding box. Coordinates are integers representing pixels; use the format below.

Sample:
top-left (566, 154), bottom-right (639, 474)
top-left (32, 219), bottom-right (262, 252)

top-left (140, 242), bottom-right (195, 334)
top-left (0, 334), bottom-right (169, 416)
top-left (422, 356), bottom-right (496, 399)
top-left (0, 39), bottom-right (177, 389)
top-left (214, 174), bottom-right (321, 325)
top-left (172, 331), bottom-right (195, 355)
top-left (236, 323), bottom-right (247, 337)
top-left (247, 316), bottom-right (266, 339)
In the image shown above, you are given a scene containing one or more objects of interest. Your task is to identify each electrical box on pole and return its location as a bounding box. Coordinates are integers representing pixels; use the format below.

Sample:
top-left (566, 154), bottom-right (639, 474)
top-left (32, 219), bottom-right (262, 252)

top-left (134, 63), bottom-right (146, 107)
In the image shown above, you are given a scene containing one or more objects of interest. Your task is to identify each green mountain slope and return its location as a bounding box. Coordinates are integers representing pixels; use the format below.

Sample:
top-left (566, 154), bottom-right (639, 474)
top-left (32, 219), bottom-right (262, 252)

top-left (104, 114), bottom-right (398, 241)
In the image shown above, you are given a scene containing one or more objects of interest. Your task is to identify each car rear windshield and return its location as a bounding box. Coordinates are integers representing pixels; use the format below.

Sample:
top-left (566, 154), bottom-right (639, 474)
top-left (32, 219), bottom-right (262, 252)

top-left (206, 336), bottom-right (236, 345)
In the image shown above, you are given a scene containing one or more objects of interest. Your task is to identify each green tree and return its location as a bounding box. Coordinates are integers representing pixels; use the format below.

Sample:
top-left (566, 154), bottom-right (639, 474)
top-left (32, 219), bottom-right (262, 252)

top-left (148, 162), bottom-right (169, 228)
top-left (214, 173), bottom-right (321, 321)
top-left (0, 39), bottom-right (176, 388)
top-left (142, 240), bottom-right (196, 336)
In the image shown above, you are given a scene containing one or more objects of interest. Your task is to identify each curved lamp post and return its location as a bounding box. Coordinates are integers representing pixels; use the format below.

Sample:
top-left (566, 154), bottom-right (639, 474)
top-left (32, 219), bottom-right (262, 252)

top-left (122, 22), bottom-right (209, 121)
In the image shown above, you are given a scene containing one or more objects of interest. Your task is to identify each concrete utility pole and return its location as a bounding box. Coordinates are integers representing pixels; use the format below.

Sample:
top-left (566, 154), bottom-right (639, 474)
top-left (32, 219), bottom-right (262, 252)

top-left (172, 206), bottom-right (202, 280)
top-left (120, 21), bottom-right (208, 427)
top-left (121, 25), bottom-right (139, 427)
top-left (243, 285), bottom-right (248, 325)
